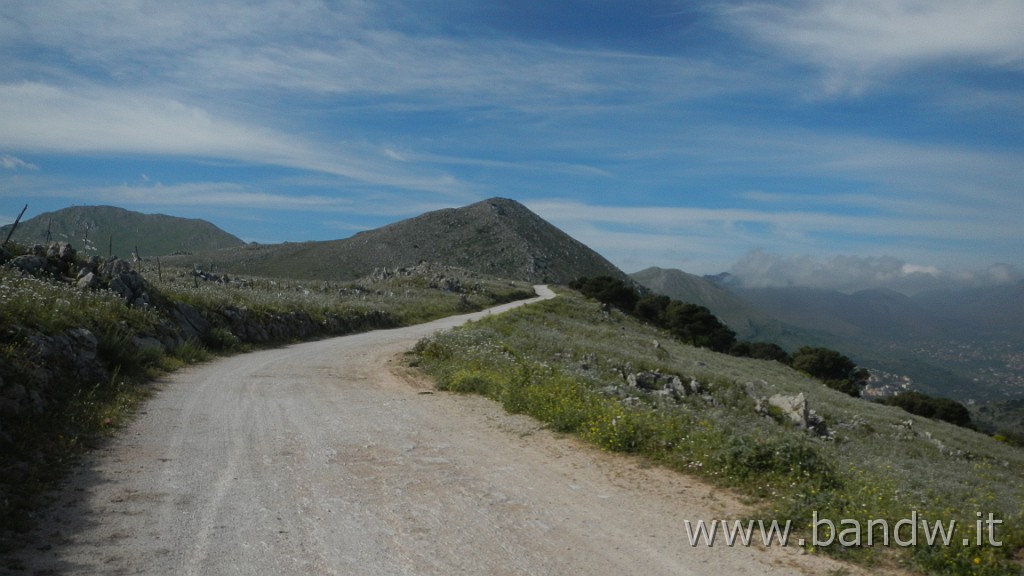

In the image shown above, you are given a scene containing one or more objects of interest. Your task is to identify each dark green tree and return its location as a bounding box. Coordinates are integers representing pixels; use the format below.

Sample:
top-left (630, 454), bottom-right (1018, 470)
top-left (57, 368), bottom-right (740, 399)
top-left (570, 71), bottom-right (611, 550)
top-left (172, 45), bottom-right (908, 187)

top-left (634, 294), bottom-right (671, 325)
top-left (730, 341), bottom-right (792, 364)
top-left (665, 301), bottom-right (736, 352)
top-left (791, 346), bottom-right (868, 397)
top-left (792, 346), bottom-right (857, 380)
top-left (568, 276), bottom-right (639, 312)
top-left (883, 391), bottom-right (973, 428)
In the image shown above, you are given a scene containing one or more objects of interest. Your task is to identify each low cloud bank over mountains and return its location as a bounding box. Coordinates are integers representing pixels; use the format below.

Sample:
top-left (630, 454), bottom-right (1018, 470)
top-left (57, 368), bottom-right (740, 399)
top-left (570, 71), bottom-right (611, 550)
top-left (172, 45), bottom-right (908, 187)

top-left (727, 250), bottom-right (1022, 294)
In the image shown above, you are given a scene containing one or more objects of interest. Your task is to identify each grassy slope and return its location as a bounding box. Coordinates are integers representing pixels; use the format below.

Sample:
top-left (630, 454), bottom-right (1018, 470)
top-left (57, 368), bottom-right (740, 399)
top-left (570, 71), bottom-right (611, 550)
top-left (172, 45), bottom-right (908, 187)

top-left (413, 291), bottom-right (1024, 576)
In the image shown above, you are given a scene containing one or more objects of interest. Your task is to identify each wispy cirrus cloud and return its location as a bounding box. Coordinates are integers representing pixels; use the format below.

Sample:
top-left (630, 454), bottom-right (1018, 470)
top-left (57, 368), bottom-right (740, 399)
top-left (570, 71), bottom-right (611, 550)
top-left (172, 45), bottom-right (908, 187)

top-left (0, 81), bottom-right (467, 194)
top-left (718, 0), bottom-right (1024, 94)
top-left (1, 154), bottom-right (37, 171)
top-left (1, 1), bottom-right (733, 109)
top-left (527, 192), bottom-right (1022, 276)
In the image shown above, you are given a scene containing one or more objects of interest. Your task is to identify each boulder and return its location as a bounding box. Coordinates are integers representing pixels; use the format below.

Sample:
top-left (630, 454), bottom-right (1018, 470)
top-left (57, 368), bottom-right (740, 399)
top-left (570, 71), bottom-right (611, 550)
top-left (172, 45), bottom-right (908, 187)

top-left (46, 241), bottom-right (76, 263)
top-left (67, 327), bottom-right (107, 382)
top-left (10, 255), bottom-right (47, 275)
top-left (103, 258), bottom-right (152, 306)
top-left (768, 393), bottom-right (808, 427)
top-left (132, 336), bottom-right (166, 354)
top-left (77, 272), bottom-right (99, 290)
top-left (171, 302), bottom-right (211, 341)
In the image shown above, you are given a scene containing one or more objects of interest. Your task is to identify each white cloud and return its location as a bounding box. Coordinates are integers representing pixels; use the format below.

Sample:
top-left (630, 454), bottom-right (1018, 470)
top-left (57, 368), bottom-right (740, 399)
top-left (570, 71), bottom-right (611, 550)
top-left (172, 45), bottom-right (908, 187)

top-left (90, 183), bottom-right (355, 211)
top-left (0, 82), bottom-right (465, 194)
top-left (525, 194), bottom-right (1023, 277)
top-left (901, 263), bottom-right (940, 276)
top-left (527, 197), bottom-right (1016, 244)
top-left (0, 1), bottom-right (729, 110)
top-left (728, 251), bottom-right (1023, 293)
top-left (721, 0), bottom-right (1024, 93)
top-left (1, 154), bottom-right (38, 171)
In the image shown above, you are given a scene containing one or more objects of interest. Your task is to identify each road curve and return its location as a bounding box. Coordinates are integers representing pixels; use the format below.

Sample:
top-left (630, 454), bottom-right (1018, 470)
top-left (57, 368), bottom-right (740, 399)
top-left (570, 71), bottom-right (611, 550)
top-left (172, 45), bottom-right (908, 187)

top-left (10, 286), bottom-right (872, 575)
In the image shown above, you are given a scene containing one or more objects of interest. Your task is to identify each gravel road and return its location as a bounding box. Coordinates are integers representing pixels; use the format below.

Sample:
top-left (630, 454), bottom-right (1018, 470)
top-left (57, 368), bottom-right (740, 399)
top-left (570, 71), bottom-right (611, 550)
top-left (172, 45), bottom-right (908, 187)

top-left (8, 287), bottom-right (882, 575)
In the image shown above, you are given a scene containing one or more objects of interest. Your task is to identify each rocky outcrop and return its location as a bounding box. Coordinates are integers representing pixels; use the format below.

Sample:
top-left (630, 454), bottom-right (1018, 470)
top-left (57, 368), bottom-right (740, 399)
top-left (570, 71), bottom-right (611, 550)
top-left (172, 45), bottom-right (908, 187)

top-left (0, 326), bottom-right (108, 430)
top-left (7, 242), bottom-right (79, 279)
top-left (101, 258), bottom-right (152, 307)
top-left (626, 370), bottom-right (688, 398)
top-left (170, 302), bottom-right (211, 342)
top-left (751, 389), bottom-right (830, 438)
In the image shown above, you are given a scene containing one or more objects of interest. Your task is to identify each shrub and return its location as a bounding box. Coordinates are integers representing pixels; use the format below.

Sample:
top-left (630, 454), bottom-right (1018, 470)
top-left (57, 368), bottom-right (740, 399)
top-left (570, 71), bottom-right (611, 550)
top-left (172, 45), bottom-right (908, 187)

top-left (568, 276), bottom-right (639, 311)
top-left (730, 341), bottom-right (791, 364)
top-left (882, 391), bottom-right (973, 428)
top-left (791, 347), bottom-right (868, 396)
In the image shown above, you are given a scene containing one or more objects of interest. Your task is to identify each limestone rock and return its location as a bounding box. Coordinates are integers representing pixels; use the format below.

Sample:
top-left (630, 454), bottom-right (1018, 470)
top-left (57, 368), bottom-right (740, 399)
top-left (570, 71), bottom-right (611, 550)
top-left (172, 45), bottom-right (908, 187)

top-left (769, 393), bottom-right (808, 427)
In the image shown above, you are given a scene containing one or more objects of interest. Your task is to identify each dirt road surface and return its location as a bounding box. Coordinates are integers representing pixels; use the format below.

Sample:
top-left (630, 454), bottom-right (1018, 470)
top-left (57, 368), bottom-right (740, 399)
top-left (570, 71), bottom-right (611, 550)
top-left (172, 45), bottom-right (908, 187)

top-left (8, 287), bottom-right (885, 575)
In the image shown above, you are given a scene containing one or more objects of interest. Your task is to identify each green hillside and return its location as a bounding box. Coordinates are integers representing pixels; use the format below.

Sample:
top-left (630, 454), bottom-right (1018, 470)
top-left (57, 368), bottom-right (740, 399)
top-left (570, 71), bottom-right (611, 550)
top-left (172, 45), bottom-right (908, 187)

top-left (1, 205), bottom-right (245, 258)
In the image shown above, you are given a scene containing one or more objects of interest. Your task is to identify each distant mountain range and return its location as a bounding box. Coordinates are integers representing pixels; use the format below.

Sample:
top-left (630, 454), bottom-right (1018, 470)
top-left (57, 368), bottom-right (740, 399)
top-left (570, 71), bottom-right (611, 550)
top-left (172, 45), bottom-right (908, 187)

top-left (162, 197), bottom-right (627, 284)
top-left (631, 267), bottom-right (1024, 403)
top-left (1, 205), bottom-right (245, 258)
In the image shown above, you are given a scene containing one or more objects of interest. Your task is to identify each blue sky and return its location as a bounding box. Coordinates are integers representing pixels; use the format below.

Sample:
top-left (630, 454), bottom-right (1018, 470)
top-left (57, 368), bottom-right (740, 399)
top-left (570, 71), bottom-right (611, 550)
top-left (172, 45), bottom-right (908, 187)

top-left (1, 1), bottom-right (1022, 286)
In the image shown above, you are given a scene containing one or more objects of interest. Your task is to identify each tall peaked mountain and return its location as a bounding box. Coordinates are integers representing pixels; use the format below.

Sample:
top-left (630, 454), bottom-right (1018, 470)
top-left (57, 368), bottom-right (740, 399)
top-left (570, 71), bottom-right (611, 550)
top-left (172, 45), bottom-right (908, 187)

top-left (1, 205), bottom-right (245, 258)
top-left (166, 198), bottom-right (628, 283)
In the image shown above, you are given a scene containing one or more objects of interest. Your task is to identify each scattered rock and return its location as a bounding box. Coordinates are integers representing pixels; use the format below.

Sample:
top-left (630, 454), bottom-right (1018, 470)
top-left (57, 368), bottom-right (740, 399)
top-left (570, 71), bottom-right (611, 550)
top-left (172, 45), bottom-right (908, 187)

top-left (625, 370), bottom-right (688, 401)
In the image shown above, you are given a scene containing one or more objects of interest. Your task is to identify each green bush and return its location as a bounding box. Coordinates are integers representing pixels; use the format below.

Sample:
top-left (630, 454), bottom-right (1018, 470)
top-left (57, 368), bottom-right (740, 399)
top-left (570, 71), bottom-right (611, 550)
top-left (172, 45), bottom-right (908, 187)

top-left (881, 391), bottom-right (973, 428)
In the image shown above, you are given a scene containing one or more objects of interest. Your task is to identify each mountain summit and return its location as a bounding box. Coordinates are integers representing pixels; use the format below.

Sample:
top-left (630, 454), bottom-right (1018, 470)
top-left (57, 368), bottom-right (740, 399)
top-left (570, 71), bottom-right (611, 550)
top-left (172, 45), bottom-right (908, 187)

top-left (167, 198), bottom-right (627, 283)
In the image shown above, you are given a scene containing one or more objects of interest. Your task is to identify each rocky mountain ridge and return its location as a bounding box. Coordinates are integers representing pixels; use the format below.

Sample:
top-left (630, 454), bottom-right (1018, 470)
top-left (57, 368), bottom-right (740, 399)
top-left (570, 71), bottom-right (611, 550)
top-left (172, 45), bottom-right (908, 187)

top-left (163, 197), bottom-right (628, 284)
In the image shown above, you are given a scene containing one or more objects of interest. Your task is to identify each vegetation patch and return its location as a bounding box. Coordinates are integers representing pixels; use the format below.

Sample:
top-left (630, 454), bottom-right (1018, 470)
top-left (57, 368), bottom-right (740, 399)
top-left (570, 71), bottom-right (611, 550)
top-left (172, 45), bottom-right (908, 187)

top-left (413, 291), bottom-right (1024, 575)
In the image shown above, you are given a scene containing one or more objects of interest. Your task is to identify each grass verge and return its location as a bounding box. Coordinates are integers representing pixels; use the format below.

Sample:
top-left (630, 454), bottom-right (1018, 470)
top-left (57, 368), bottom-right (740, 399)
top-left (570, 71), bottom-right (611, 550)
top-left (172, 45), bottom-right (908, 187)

top-left (412, 291), bottom-right (1024, 575)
